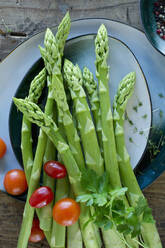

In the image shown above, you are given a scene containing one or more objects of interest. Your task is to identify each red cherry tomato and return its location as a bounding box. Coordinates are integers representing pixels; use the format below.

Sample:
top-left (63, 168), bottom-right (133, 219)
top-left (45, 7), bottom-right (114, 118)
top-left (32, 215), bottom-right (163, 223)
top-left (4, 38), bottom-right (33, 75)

top-left (53, 198), bottom-right (80, 226)
top-left (0, 138), bottom-right (7, 158)
top-left (29, 218), bottom-right (45, 243)
top-left (44, 160), bottom-right (67, 179)
top-left (29, 186), bottom-right (54, 208)
top-left (4, 169), bottom-right (28, 195)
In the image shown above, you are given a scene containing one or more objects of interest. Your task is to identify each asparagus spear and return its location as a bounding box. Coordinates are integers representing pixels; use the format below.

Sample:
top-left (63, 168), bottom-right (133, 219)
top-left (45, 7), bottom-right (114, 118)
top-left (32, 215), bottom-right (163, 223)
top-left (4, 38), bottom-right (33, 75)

top-left (21, 67), bottom-right (47, 183)
top-left (82, 67), bottom-right (133, 247)
top-left (21, 68), bottom-right (53, 245)
top-left (63, 60), bottom-right (126, 248)
top-left (13, 97), bottom-right (102, 248)
top-left (17, 127), bottom-right (47, 248)
top-left (95, 24), bottom-right (121, 187)
top-left (56, 11), bottom-right (71, 57)
top-left (95, 24), bottom-right (138, 248)
top-left (38, 12), bottom-right (71, 233)
top-left (49, 117), bottom-right (68, 248)
top-left (52, 75), bottom-right (92, 248)
top-left (63, 60), bottom-right (104, 247)
top-left (63, 59), bottom-right (104, 176)
top-left (37, 130), bottom-right (56, 232)
top-left (50, 178), bottom-right (68, 248)
top-left (15, 14), bottom-right (71, 248)
top-left (67, 188), bottom-right (83, 248)
top-left (52, 74), bottom-right (85, 171)
top-left (38, 12), bottom-right (71, 237)
top-left (113, 72), bottom-right (162, 248)
top-left (83, 67), bottom-right (103, 154)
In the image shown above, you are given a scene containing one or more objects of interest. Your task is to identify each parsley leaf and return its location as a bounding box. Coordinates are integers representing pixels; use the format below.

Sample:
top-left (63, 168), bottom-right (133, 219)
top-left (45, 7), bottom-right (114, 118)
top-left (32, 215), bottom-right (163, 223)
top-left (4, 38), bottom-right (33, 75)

top-left (76, 194), bottom-right (94, 206)
top-left (76, 169), bottom-right (155, 241)
top-left (81, 169), bottom-right (99, 193)
top-left (98, 172), bottom-right (110, 194)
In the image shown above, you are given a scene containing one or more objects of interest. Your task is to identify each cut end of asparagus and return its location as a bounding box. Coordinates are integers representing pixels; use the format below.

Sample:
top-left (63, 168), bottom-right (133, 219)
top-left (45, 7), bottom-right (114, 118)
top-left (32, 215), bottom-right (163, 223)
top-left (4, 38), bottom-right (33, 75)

top-left (95, 24), bottom-right (109, 65)
top-left (113, 72), bottom-right (136, 112)
top-left (83, 67), bottom-right (97, 95)
top-left (28, 68), bottom-right (47, 103)
top-left (13, 97), bottom-right (57, 132)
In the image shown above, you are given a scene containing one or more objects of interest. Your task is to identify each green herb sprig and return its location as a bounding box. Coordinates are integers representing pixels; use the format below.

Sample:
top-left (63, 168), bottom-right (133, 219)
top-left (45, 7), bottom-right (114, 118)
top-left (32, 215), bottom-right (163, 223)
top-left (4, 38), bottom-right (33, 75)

top-left (76, 169), bottom-right (155, 239)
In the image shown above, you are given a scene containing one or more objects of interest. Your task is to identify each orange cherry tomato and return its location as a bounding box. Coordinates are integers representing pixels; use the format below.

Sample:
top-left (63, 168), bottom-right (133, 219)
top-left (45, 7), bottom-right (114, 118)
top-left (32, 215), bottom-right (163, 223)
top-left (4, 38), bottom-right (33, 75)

top-left (53, 198), bottom-right (80, 226)
top-left (4, 169), bottom-right (28, 195)
top-left (0, 138), bottom-right (7, 158)
top-left (29, 218), bottom-right (45, 243)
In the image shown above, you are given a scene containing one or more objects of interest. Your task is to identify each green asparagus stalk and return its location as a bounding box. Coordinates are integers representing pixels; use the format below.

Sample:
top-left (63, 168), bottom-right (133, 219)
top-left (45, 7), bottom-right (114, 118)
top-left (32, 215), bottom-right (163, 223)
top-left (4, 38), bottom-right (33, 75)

top-left (13, 98), bottom-right (81, 194)
top-left (82, 67), bottom-right (130, 247)
top-left (52, 69), bottom-right (95, 248)
top-left (67, 189), bottom-right (83, 248)
top-left (21, 67), bottom-right (47, 183)
top-left (63, 60), bottom-right (103, 248)
top-left (50, 178), bottom-right (68, 248)
top-left (63, 60), bottom-right (125, 248)
top-left (16, 14), bottom-right (71, 248)
top-left (56, 11), bottom-right (70, 57)
top-left (17, 127), bottom-right (47, 248)
top-left (53, 83), bottom-right (101, 248)
top-left (21, 68), bottom-right (53, 245)
top-left (38, 136), bottom-right (56, 232)
top-left (20, 96), bottom-right (57, 247)
top-left (83, 67), bottom-right (103, 154)
top-left (38, 12), bottom-right (71, 233)
top-left (13, 97), bottom-right (102, 248)
top-left (113, 72), bottom-right (162, 248)
top-left (95, 24), bottom-right (138, 248)
top-left (63, 59), bottom-right (104, 176)
top-left (52, 74), bottom-right (85, 171)
top-left (95, 24), bottom-right (121, 187)
top-left (50, 117), bottom-right (68, 248)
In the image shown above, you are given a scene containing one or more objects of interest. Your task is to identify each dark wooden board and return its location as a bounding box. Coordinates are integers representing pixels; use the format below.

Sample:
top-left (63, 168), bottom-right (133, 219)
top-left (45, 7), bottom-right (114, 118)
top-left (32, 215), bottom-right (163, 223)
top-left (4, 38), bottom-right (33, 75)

top-left (0, 0), bottom-right (164, 247)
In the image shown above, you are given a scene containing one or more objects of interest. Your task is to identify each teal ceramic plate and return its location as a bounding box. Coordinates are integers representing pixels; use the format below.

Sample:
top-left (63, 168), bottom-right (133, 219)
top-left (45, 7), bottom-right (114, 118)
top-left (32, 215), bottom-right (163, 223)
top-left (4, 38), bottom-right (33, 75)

top-left (1, 19), bottom-right (165, 201)
top-left (140, 0), bottom-right (165, 55)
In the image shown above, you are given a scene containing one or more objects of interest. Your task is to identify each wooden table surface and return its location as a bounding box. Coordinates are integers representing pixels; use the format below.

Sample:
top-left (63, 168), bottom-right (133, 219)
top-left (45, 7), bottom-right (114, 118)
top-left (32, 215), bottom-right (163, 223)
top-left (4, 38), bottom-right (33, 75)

top-left (0, 0), bottom-right (164, 247)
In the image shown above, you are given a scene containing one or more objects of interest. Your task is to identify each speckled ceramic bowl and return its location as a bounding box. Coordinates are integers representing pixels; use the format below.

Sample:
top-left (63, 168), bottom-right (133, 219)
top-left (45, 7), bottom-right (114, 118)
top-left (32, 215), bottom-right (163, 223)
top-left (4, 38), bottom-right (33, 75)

top-left (140, 0), bottom-right (165, 55)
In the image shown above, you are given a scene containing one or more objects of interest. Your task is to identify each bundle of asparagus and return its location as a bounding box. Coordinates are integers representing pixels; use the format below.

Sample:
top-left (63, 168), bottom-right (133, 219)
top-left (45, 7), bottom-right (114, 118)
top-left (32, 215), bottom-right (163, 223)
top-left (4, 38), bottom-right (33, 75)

top-left (13, 11), bottom-right (162, 248)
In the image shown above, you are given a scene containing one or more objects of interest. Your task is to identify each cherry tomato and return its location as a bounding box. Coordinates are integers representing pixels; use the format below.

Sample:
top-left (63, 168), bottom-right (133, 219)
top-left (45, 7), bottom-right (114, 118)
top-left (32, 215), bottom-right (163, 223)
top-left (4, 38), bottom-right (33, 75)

top-left (29, 186), bottom-right (54, 208)
top-left (4, 169), bottom-right (28, 195)
top-left (0, 138), bottom-right (7, 158)
top-left (44, 160), bottom-right (67, 179)
top-left (53, 198), bottom-right (80, 226)
top-left (29, 218), bottom-right (45, 243)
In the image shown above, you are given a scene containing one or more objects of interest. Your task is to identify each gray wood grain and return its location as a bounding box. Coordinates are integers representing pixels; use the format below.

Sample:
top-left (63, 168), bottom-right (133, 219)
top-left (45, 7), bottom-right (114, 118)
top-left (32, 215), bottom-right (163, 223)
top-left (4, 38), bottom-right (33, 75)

top-left (0, 0), bottom-right (141, 61)
top-left (0, 0), bottom-right (164, 247)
